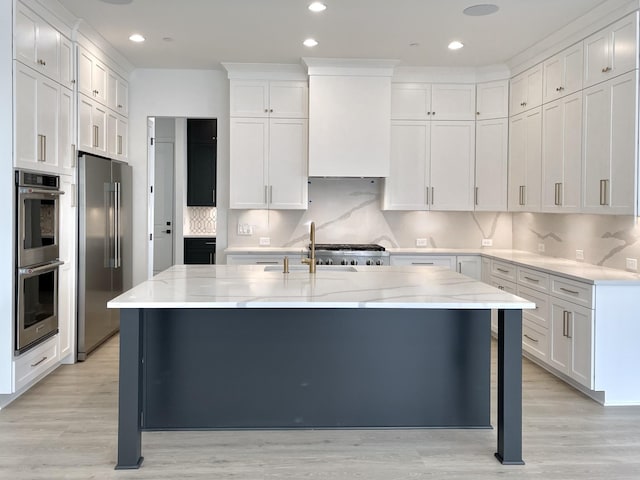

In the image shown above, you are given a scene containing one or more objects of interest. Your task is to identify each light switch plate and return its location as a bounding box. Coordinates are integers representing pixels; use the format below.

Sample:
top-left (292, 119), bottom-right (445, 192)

top-left (416, 238), bottom-right (427, 247)
top-left (259, 237), bottom-right (271, 246)
top-left (237, 223), bottom-right (253, 236)
top-left (626, 258), bottom-right (638, 271)
top-left (481, 239), bottom-right (493, 247)
top-left (576, 249), bottom-right (584, 261)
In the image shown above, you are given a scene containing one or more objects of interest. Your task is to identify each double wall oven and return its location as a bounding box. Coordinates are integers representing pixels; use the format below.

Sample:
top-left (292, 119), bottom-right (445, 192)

top-left (15, 170), bottom-right (64, 354)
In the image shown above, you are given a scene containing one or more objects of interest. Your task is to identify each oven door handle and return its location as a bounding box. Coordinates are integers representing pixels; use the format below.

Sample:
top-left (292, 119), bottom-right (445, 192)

top-left (18, 260), bottom-right (64, 276)
top-left (18, 187), bottom-right (64, 196)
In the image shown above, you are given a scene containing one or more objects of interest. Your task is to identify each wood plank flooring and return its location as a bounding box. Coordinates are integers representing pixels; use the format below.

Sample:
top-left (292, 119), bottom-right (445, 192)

top-left (0, 335), bottom-right (639, 479)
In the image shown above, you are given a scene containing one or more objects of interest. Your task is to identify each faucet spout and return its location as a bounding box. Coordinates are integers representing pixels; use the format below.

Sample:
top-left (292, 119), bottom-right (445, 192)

top-left (301, 221), bottom-right (317, 273)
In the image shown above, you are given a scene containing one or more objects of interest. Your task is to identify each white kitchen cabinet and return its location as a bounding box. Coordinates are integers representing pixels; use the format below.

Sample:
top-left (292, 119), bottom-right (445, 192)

top-left (391, 83), bottom-right (476, 120)
top-left (230, 80), bottom-right (308, 118)
top-left (517, 284), bottom-right (550, 330)
top-left (107, 111), bottom-right (128, 161)
top-left (58, 86), bottom-right (74, 173)
top-left (78, 94), bottom-right (107, 156)
top-left (582, 70), bottom-right (637, 214)
top-left (391, 83), bottom-right (431, 119)
top-left (59, 36), bottom-right (74, 90)
top-left (430, 121), bottom-right (475, 210)
top-left (383, 120), bottom-right (474, 211)
top-left (389, 255), bottom-right (456, 269)
top-left (542, 43), bottom-right (583, 104)
top-left (476, 80), bottom-right (509, 120)
top-left (549, 297), bottom-right (593, 388)
top-left (226, 254), bottom-right (303, 265)
top-left (107, 70), bottom-right (129, 116)
top-left (456, 255), bottom-right (481, 280)
top-left (584, 12), bottom-right (638, 89)
top-left (230, 117), bottom-right (308, 209)
top-left (508, 108), bottom-right (542, 211)
top-left (78, 46), bottom-right (107, 105)
top-left (14, 63), bottom-right (61, 172)
top-left (510, 64), bottom-right (543, 115)
top-left (541, 92), bottom-right (583, 212)
top-left (475, 118), bottom-right (508, 211)
top-left (13, 336), bottom-right (59, 392)
top-left (58, 175), bottom-right (76, 362)
top-left (14, 4), bottom-right (60, 83)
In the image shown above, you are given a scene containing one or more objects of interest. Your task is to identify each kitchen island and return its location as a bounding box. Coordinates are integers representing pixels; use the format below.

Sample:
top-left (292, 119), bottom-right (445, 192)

top-left (108, 264), bottom-right (534, 469)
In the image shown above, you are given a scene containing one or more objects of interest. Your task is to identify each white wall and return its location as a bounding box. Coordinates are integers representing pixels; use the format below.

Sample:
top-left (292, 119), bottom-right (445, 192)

top-left (129, 69), bottom-right (229, 285)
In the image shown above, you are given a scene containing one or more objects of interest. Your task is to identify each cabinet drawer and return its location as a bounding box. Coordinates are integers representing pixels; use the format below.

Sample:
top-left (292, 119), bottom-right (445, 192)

top-left (517, 284), bottom-right (549, 329)
top-left (490, 259), bottom-right (516, 282)
top-left (550, 275), bottom-right (593, 308)
top-left (517, 266), bottom-right (549, 292)
top-left (390, 255), bottom-right (455, 269)
top-left (522, 319), bottom-right (549, 361)
top-left (226, 254), bottom-right (303, 265)
top-left (489, 276), bottom-right (516, 294)
top-left (13, 337), bottom-right (59, 392)
top-left (184, 238), bottom-right (216, 250)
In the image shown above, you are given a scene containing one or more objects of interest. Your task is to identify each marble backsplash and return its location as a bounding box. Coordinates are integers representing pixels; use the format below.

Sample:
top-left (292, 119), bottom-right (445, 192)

top-left (184, 206), bottom-right (217, 236)
top-left (228, 178), bottom-right (513, 250)
top-left (512, 213), bottom-right (640, 271)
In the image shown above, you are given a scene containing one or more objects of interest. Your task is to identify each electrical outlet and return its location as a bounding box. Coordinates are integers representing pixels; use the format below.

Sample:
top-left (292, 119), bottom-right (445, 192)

top-left (576, 249), bottom-right (584, 261)
top-left (626, 258), bottom-right (638, 271)
top-left (416, 238), bottom-right (428, 247)
top-left (237, 223), bottom-right (253, 236)
top-left (538, 243), bottom-right (545, 253)
top-left (481, 239), bottom-right (493, 247)
top-left (259, 237), bottom-right (271, 246)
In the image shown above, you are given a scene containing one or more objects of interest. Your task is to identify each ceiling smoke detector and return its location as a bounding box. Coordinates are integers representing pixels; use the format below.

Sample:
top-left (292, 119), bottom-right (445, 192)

top-left (463, 4), bottom-right (499, 16)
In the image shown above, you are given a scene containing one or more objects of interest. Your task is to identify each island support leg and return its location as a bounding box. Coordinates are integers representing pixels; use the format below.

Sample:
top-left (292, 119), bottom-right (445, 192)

top-left (115, 309), bottom-right (144, 469)
top-left (495, 309), bottom-right (525, 465)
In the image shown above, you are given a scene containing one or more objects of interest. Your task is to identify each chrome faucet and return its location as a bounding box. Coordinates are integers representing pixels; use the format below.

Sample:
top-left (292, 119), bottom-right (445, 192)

top-left (301, 221), bottom-right (316, 273)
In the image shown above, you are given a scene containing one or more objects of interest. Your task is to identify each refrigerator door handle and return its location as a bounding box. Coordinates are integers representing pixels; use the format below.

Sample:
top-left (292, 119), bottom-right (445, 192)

top-left (115, 181), bottom-right (121, 268)
top-left (104, 183), bottom-right (112, 268)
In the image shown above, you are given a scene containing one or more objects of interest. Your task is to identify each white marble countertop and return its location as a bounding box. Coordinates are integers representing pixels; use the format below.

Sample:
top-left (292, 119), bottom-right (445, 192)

top-left (108, 264), bottom-right (535, 310)
top-left (224, 247), bottom-right (640, 284)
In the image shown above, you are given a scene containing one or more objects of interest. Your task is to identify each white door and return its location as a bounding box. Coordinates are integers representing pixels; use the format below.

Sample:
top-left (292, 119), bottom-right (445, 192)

top-left (153, 141), bottom-right (174, 275)
top-left (475, 118), bottom-right (508, 211)
top-left (268, 118), bottom-right (308, 209)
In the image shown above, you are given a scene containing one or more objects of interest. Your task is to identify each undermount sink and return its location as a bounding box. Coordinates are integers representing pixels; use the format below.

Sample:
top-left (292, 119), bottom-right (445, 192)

top-left (264, 265), bottom-right (357, 272)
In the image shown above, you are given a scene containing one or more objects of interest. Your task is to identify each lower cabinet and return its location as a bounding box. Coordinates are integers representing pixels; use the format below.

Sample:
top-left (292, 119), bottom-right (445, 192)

top-left (226, 254), bottom-right (303, 265)
top-left (184, 238), bottom-right (216, 265)
top-left (13, 336), bottom-right (59, 392)
top-left (390, 255), bottom-right (456, 269)
top-left (456, 255), bottom-right (481, 280)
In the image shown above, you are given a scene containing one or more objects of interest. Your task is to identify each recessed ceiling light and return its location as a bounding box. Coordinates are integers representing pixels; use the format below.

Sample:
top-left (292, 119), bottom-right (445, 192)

top-left (463, 4), bottom-right (499, 16)
top-left (303, 38), bottom-right (319, 47)
top-left (129, 33), bottom-right (145, 43)
top-left (448, 41), bottom-right (464, 50)
top-left (308, 2), bottom-right (327, 12)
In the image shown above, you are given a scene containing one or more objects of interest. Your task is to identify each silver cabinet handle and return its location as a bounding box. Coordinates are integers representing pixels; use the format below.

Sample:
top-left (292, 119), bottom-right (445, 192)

top-left (554, 182), bottom-right (562, 206)
top-left (599, 179), bottom-right (609, 206)
top-left (212, 189), bottom-right (216, 203)
top-left (566, 311), bottom-right (572, 339)
top-left (43, 135), bottom-right (46, 162)
top-left (30, 356), bottom-right (48, 367)
top-left (602, 66), bottom-right (612, 73)
top-left (205, 242), bottom-right (216, 245)
top-left (209, 252), bottom-right (213, 264)
top-left (431, 186), bottom-right (434, 205)
top-left (519, 185), bottom-right (526, 206)
top-left (523, 334), bottom-right (539, 343)
top-left (269, 185), bottom-right (273, 204)
top-left (475, 186), bottom-right (479, 206)
top-left (523, 276), bottom-right (539, 283)
top-left (426, 186), bottom-right (430, 205)
top-left (559, 287), bottom-right (579, 295)
top-left (71, 143), bottom-right (77, 167)
top-left (264, 185), bottom-right (268, 204)
top-left (562, 310), bottom-right (568, 337)
top-left (37, 134), bottom-right (45, 162)
top-left (412, 262), bottom-right (434, 265)
top-left (496, 267), bottom-right (509, 273)
top-left (93, 125), bottom-right (99, 148)
top-left (255, 261), bottom-right (278, 265)
top-left (457, 262), bottom-right (462, 273)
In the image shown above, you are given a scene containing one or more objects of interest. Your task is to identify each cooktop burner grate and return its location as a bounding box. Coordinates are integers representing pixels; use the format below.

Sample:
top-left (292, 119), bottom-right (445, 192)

top-left (311, 244), bottom-right (386, 252)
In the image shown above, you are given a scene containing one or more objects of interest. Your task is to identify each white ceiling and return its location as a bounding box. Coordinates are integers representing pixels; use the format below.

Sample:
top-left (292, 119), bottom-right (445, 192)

top-left (55, 0), bottom-right (612, 70)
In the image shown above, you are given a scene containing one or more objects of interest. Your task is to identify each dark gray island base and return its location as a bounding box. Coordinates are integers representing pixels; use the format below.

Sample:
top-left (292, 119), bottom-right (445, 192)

top-left (115, 307), bottom-right (524, 469)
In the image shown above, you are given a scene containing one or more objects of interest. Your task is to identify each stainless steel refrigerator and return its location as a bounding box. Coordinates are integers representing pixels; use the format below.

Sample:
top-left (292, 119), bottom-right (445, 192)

top-left (77, 153), bottom-right (132, 361)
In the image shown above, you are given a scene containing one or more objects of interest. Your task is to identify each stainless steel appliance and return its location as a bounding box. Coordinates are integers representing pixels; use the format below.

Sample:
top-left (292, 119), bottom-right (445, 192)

top-left (77, 153), bottom-right (132, 361)
top-left (15, 170), bottom-right (64, 353)
top-left (310, 244), bottom-right (389, 266)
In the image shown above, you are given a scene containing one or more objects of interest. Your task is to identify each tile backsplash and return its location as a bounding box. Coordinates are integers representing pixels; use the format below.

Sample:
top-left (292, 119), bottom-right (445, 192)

top-left (184, 207), bottom-right (217, 236)
top-left (228, 178), bottom-right (512, 250)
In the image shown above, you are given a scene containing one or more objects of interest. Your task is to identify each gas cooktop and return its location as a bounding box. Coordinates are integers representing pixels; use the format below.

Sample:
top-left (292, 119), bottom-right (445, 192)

top-left (307, 244), bottom-right (388, 266)
top-left (311, 244), bottom-right (386, 252)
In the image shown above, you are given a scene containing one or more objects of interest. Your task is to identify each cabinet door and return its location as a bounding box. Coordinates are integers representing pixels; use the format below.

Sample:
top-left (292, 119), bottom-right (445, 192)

top-left (430, 121), bottom-right (475, 211)
top-left (269, 81), bottom-right (308, 118)
top-left (475, 118), bottom-right (508, 211)
top-left (431, 84), bottom-right (476, 120)
top-left (508, 108), bottom-right (541, 211)
top-left (58, 175), bottom-right (76, 362)
top-left (37, 76), bottom-right (59, 168)
top-left (549, 302), bottom-right (571, 373)
top-left (78, 95), bottom-right (94, 153)
top-left (391, 83), bottom-right (431, 120)
top-left (382, 121), bottom-right (430, 210)
top-left (107, 70), bottom-right (118, 111)
top-left (107, 111), bottom-right (119, 158)
top-left (456, 255), bottom-right (481, 280)
top-left (117, 77), bottom-right (128, 115)
top-left (543, 43), bottom-right (583, 103)
top-left (476, 80), bottom-right (508, 120)
top-left (36, 18), bottom-right (59, 81)
top-left (77, 47), bottom-right (94, 97)
top-left (583, 71), bottom-right (637, 214)
top-left (15, 5), bottom-right (59, 81)
top-left (59, 36), bottom-right (73, 89)
top-left (568, 304), bottom-right (593, 388)
top-left (230, 80), bottom-right (269, 117)
top-left (230, 118), bottom-right (269, 208)
top-left (92, 59), bottom-right (107, 105)
top-left (268, 118), bottom-right (308, 209)
top-left (58, 87), bottom-right (74, 172)
top-left (92, 102), bottom-right (108, 154)
top-left (541, 92), bottom-right (582, 212)
top-left (510, 65), bottom-right (542, 115)
top-left (117, 117), bottom-right (128, 160)
top-left (15, 6), bottom-right (38, 68)
top-left (14, 64), bottom-right (38, 168)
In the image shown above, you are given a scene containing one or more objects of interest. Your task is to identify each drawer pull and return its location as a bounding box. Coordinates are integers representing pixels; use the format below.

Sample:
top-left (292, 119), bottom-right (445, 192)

top-left (412, 262), bottom-right (434, 265)
top-left (496, 267), bottom-right (509, 273)
top-left (30, 356), bottom-right (48, 367)
top-left (524, 276), bottom-right (539, 283)
top-left (559, 287), bottom-right (579, 295)
top-left (205, 242), bottom-right (216, 245)
top-left (523, 334), bottom-right (539, 343)
top-left (255, 261), bottom-right (278, 265)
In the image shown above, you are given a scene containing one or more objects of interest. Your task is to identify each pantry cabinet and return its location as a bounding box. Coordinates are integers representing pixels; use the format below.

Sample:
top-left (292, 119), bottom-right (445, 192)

top-left (78, 94), bottom-right (107, 156)
top-left (542, 43), bottom-right (583, 104)
top-left (582, 70), bottom-right (637, 214)
top-left (475, 118), bottom-right (508, 211)
top-left (508, 108), bottom-right (542, 211)
top-left (230, 117), bottom-right (308, 209)
top-left (541, 92), bottom-right (583, 212)
top-left (583, 12), bottom-right (638, 89)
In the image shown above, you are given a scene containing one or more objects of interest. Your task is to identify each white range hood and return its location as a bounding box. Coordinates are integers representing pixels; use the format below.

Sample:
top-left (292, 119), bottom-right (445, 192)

top-left (303, 58), bottom-right (399, 177)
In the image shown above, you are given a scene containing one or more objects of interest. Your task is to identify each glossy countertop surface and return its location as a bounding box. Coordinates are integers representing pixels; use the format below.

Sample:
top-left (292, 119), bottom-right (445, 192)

top-left (108, 264), bottom-right (535, 310)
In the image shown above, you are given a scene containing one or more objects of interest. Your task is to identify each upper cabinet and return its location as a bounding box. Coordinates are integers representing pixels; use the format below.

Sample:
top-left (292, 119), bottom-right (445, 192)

top-left (475, 118), bottom-right (508, 211)
top-left (391, 83), bottom-right (476, 120)
top-left (230, 80), bottom-right (308, 118)
top-left (476, 80), bottom-right (509, 120)
top-left (584, 13), bottom-right (638, 89)
top-left (508, 108), bottom-right (542, 212)
top-left (107, 70), bottom-right (129, 116)
top-left (510, 65), bottom-right (543, 116)
top-left (543, 43), bottom-right (583, 104)
top-left (15, 4), bottom-right (61, 83)
top-left (78, 46), bottom-right (107, 105)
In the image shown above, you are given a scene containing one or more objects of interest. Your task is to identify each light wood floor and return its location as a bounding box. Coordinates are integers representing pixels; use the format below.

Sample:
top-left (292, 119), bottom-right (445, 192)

top-left (1, 336), bottom-right (639, 480)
